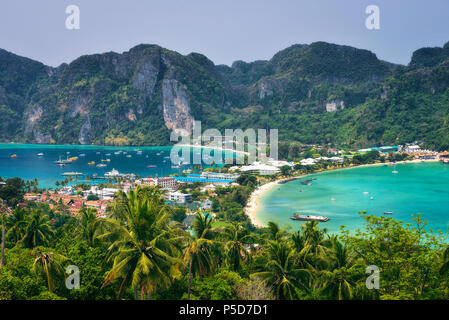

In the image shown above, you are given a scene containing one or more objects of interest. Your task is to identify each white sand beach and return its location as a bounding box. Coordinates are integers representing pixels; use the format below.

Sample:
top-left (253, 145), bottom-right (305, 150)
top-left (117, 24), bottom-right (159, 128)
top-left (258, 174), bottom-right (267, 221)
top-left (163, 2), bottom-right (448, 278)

top-left (244, 179), bottom-right (284, 227)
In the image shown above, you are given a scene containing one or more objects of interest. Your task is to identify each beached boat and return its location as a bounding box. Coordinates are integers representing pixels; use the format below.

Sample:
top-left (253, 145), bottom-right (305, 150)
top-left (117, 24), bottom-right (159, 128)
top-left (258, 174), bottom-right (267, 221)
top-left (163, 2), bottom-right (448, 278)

top-left (290, 213), bottom-right (329, 222)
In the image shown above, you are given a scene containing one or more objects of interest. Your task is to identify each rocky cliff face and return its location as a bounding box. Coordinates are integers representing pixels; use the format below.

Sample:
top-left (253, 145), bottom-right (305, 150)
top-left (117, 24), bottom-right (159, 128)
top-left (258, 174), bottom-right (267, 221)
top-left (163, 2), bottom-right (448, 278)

top-left (162, 79), bottom-right (194, 135)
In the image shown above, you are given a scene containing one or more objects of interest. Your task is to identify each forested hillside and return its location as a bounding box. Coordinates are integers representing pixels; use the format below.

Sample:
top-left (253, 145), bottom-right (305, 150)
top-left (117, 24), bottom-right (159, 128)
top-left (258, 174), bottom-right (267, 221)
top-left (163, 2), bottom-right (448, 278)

top-left (0, 41), bottom-right (448, 150)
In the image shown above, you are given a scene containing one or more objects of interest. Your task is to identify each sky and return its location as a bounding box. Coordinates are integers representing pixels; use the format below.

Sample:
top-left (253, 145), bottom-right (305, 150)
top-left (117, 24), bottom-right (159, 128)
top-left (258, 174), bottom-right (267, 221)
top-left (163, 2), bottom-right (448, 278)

top-left (0, 0), bottom-right (448, 67)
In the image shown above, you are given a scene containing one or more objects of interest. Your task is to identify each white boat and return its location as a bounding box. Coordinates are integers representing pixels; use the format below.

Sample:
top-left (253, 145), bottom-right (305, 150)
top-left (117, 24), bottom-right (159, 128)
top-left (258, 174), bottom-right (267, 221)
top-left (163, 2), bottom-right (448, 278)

top-left (79, 153), bottom-right (86, 157)
top-left (37, 153), bottom-right (44, 156)
top-left (290, 213), bottom-right (329, 222)
top-left (126, 154), bottom-right (132, 158)
top-left (96, 163), bottom-right (107, 168)
top-left (136, 150), bottom-right (142, 155)
top-left (392, 170), bottom-right (398, 174)
top-left (105, 168), bottom-right (120, 177)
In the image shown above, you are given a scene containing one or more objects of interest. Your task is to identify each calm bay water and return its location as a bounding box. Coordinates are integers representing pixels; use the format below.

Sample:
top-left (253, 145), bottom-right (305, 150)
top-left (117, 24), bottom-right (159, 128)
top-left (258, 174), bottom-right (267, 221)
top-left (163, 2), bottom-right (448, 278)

top-left (257, 162), bottom-right (449, 234)
top-left (0, 144), bottom-right (227, 188)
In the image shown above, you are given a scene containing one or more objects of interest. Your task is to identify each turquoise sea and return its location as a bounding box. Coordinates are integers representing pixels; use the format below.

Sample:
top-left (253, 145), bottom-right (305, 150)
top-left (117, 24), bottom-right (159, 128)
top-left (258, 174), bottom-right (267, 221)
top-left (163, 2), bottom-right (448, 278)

top-left (257, 162), bottom-right (449, 234)
top-left (0, 143), bottom-right (229, 188)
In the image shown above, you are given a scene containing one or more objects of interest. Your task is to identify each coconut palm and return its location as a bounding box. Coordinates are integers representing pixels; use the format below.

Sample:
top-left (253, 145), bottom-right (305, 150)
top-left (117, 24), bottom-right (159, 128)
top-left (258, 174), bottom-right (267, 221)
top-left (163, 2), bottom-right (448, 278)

top-left (300, 221), bottom-right (330, 269)
top-left (192, 212), bottom-right (213, 239)
top-left (266, 221), bottom-right (287, 241)
top-left (318, 237), bottom-right (361, 300)
top-left (222, 223), bottom-right (253, 272)
top-left (184, 236), bottom-right (215, 299)
top-left (33, 250), bottom-right (69, 293)
top-left (77, 207), bottom-right (109, 247)
top-left (252, 241), bottom-right (310, 299)
top-left (101, 187), bottom-right (182, 300)
top-left (6, 207), bottom-right (28, 243)
top-left (183, 213), bottom-right (217, 299)
top-left (22, 210), bottom-right (54, 248)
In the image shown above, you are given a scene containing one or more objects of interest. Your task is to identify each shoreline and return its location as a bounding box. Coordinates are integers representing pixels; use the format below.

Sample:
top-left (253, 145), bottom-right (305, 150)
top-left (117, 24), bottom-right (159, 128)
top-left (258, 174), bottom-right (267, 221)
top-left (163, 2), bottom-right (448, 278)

top-left (244, 158), bottom-right (440, 228)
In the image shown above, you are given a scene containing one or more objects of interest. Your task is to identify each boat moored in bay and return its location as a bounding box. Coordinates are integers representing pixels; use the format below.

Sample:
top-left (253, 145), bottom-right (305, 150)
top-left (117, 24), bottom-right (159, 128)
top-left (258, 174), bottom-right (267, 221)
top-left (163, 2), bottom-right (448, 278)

top-left (290, 213), bottom-right (329, 222)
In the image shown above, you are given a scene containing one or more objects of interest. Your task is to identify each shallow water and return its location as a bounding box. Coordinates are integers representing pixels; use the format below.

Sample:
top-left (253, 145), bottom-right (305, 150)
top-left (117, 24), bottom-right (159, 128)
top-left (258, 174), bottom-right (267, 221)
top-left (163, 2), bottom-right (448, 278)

top-left (257, 162), bottom-right (449, 234)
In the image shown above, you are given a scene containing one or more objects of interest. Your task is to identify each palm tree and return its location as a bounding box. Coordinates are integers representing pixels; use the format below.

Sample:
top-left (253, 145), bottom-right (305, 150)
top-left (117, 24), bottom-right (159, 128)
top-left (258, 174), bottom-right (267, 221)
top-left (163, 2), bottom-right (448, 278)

top-left (222, 223), bottom-right (253, 272)
top-left (22, 210), bottom-right (54, 248)
top-left (252, 241), bottom-right (310, 299)
top-left (318, 237), bottom-right (361, 300)
top-left (192, 213), bottom-right (213, 239)
top-left (183, 213), bottom-right (217, 299)
top-left (266, 221), bottom-right (287, 241)
top-left (6, 207), bottom-right (28, 243)
top-left (100, 187), bottom-right (182, 300)
top-left (184, 236), bottom-right (215, 299)
top-left (77, 207), bottom-right (106, 247)
top-left (300, 221), bottom-right (330, 269)
top-left (33, 250), bottom-right (69, 293)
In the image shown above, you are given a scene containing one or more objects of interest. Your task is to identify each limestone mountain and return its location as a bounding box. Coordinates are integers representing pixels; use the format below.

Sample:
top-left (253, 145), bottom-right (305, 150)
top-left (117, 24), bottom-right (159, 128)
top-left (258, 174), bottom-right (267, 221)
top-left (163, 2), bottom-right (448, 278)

top-left (0, 41), bottom-right (448, 150)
